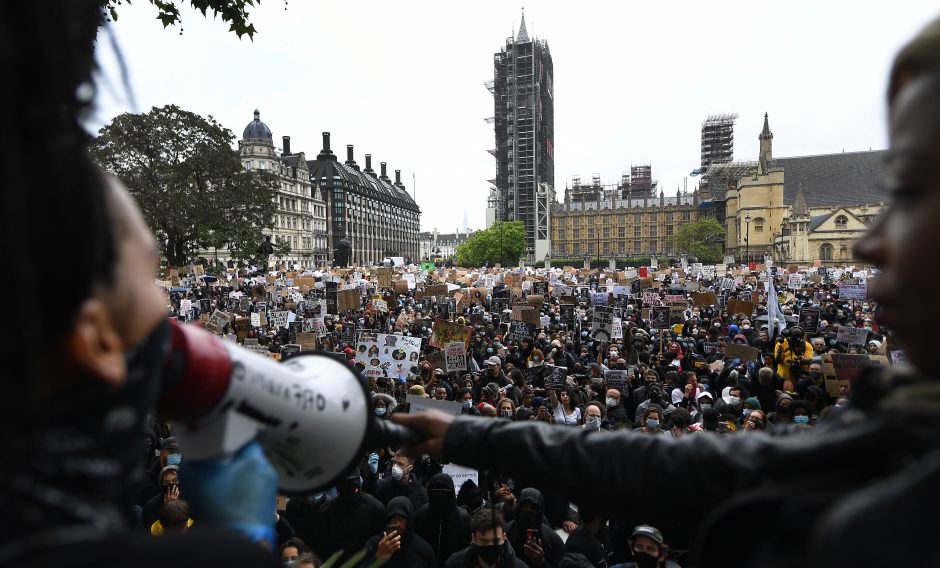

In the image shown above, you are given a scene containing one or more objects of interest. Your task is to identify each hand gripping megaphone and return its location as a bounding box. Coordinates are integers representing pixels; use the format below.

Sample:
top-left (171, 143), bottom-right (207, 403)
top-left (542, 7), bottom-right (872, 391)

top-left (158, 320), bottom-right (420, 494)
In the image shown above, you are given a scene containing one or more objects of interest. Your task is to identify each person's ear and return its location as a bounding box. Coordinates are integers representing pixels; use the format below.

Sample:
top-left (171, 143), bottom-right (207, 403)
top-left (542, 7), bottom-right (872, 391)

top-left (65, 298), bottom-right (127, 385)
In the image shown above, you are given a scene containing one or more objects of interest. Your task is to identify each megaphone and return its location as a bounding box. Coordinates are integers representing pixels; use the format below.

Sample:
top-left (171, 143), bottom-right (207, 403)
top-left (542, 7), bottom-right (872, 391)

top-left (158, 321), bottom-right (420, 494)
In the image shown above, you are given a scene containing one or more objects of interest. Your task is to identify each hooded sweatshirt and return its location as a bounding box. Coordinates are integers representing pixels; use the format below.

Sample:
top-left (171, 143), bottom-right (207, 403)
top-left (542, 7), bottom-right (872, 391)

top-left (414, 474), bottom-right (472, 567)
top-left (504, 488), bottom-right (566, 568)
top-left (362, 496), bottom-right (436, 568)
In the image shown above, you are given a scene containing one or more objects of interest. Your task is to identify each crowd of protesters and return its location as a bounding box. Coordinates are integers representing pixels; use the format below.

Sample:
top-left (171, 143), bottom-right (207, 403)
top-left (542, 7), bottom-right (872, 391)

top-left (141, 259), bottom-right (887, 567)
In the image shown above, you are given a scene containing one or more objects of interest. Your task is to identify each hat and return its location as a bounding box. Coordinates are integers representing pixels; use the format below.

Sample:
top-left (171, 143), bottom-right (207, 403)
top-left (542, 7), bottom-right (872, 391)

top-left (631, 525), bottom-right (664, 546)
top-left (343, 347), bottom-right (355, 355)
top-left (744, 397), bottom-right (761, 410)
top-left (160, 437), bottom-right (179, 451)
top-left (433, 367), bottom-right (445, 375)
top-left (408, 384), bottom-right (428, 397)
top-left (696, 390), bottom-right (713, 401)
top-left (485, 356), bottom-right (502, 366)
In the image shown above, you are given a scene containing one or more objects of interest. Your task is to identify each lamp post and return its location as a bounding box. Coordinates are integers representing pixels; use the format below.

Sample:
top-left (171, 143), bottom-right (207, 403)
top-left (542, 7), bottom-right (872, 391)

top-left (744, 213), bottom-right (752, 264)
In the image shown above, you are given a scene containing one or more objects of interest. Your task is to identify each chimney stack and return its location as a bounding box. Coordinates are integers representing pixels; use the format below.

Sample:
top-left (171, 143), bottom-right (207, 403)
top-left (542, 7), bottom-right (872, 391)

top-left (395, 170), bottom-right (401, 185)
top-left (365, 154), bottom-right (373, 173)
top-left (380, 162), bottom-right (388, 179)
top-left (282, 135), bottom-right (291, 155)
top-left (318, 132), bottom-right (335, 159)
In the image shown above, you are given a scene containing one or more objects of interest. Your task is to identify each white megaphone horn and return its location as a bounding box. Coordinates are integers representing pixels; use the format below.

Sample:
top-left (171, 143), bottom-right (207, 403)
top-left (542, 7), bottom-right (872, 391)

top-left (158, 320), bottom-right (421, 494)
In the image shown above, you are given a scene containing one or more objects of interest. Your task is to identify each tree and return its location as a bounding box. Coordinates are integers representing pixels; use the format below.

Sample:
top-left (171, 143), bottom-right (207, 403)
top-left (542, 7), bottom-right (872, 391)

top-left (100, 0), bottom-right (263, 39)
top-left (90, 104), bottom-right (284, 266)
top-left (666, 217), bottom-right (725, 263)
top-left (455, 221), bottom-right (527, 267)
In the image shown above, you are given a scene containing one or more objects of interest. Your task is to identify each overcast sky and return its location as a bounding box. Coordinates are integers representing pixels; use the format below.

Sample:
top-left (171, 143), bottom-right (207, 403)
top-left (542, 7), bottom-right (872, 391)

top-left (92, 0), bottom-right (939, 233)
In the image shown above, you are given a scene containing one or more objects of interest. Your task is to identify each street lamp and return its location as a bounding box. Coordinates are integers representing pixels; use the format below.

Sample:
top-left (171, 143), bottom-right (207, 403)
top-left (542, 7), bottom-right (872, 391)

top-left (744, 212), bottom-right (752, 264)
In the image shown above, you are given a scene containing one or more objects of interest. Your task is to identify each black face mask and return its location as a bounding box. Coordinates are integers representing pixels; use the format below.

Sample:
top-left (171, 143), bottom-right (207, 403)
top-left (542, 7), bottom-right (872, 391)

top-left (634, 550), bottom-right (659, 568)
top-left (474, 543), bottom-right (502, 566)
top-left (517, 510), bottom-right (540, 530)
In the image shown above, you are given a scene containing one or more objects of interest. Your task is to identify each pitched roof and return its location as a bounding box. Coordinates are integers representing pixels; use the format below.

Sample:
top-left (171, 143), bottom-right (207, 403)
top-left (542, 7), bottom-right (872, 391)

top-left (517, 10), bottom-right (529, 43)
top-left (772, 150), bottom-right (888, 208)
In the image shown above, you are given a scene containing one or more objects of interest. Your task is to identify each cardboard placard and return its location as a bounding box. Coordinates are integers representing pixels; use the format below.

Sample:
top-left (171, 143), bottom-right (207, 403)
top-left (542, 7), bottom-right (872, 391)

top-left (543, 365), bottom-right (568, 390)
top-left (338, 288), bottom-right (361, 312)
top-left (798, 308), bottom-right (821, 332)
top-left (604, 370), bottom-right (629, 390)
top-left (726, 299), bottom-right (755, 316)
top-left (408, 394), bottom-right (463, 417)
top-left (444, 341), bottom-right (467, 372)
top-left (591, 306), bottom-right (614, 343)
top-left (693, 291), bottom-right (718, 306)
top-left (723, 343), bottom-right (760, 362)
top-left (296, 332), bottom-right (318, 352)
top-left (526, 294), bottom-right (545, 308)
top-left (512, 305), bottom-right (540, 326)
top-left (649, 306), bottom-right (671, 330)
top-left (507, 319), bottom-right (536, 343)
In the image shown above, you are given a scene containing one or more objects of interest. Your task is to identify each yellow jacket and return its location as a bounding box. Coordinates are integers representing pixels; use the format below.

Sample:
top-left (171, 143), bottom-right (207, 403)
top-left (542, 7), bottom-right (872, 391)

top-left (775, 338), bottom-right (814, 380)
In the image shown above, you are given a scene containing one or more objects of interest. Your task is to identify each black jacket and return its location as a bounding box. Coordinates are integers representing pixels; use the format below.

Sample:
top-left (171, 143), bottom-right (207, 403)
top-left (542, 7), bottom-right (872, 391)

top-left (375, 474), bottom-right (430, 510)
top-left (414, 474), bottom-right (472, 567)
top-left (504, 488), bottom-right (566, 568)
top-left (444, 541), bottom-right (527, 568)
top-left (440, 370), bottom-right (940, 568)
top-left (605, 404), bottom-right (632, 431)
top-left (362, 496), bottom-right (437, 568)
top-left (313, 490), bottom-right (386, 565)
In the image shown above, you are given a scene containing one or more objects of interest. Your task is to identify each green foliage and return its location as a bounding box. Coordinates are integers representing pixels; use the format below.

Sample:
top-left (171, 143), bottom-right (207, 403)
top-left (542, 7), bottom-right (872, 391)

top-left (455, 221), bottom-right (527, 267)
top-left (100, 0), bottom-right (261, 39)
top-left (665, 217), bottom-right (725, 263)
top-left (89, 104), bottom-right (282, 266)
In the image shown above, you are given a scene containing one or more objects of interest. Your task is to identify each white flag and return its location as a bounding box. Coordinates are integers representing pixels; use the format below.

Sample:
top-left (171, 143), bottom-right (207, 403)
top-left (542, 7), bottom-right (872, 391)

top-left (765, 278), bottom-right (786, 337)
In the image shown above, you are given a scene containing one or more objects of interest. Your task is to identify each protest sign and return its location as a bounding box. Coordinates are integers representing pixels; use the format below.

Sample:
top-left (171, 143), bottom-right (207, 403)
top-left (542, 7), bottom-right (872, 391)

top-left (242, 338), bottom-right (268, 357)
top-left (280, 344), bottom-right (302, 358)
top-left (512, 305), bottom-right (540, 326)
top-left (205, 310), bottom-right (232, 334)
top-left (664, 294), bottom-right (686, 304)
top-left (798, 308), bottom-right (821, 332)
top-left (591, 291), bottom-right (608, 306)
top-left (836, 326), bottom-right (869, 345)
top-left (269, 310), bottom-right (289, 329)
top-left (649, 306), bottom-right (671, 330)
top-left (407, 394), bottom-right (462, 417)
top-left (250, 312), bottom-right (261, 327)
top-left (604, 370), bottom-right (629, 390)
top-left (611, 318), bottom-right (623, 340)
top-left (830, 353), bottom-right (884, 383)
top-left (838, 282), bottom-right (868, 300)
top-left (724, 343), bottom-right (760, 362)
top-left (325, 281), bottom-right (338, 314)
top-left (642, 290), bottom-right (660, 306)
top-left (726, 299), bottom-right (755, 316)
top-left (693, 291), bottom-right (718, 306)
top-left (441, 464), bottom-right (478, 494)
top-left (338, 288), bottom-right (361, 312)
top-left (543, 365), bottom-right (567, 390)
top-left (559, 304), bottom-right (575, 327)
top-left (431, 319), bottom-right (470, 348)
top-left (591, 305), bottom-right (614, 343)
top-left (532, 281), bottom-right (548, 296)
top-left (445, 341), bottom-right (467, 372)
top-left (507, 319), bottom-right (536, 343)
top-left (296, 332), bottom-right (318, 352)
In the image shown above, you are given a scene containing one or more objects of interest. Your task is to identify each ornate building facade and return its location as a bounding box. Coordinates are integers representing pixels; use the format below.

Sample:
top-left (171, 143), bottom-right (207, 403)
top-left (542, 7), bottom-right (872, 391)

top-left (551, 185), bottom-right (700, 258)
top-left (722, 113), bottom-right (887, 265)
top-left (238, 110), bottom-right (329, 267)
top-left (307, 133), bottom-right (420, 266)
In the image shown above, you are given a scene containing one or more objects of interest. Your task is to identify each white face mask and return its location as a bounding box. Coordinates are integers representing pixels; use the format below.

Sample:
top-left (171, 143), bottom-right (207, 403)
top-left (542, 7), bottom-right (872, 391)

top-left (700, 403), bottom-right (712, 410)
top-left (391, 464), bottom-right (405, 481)
top-left (606, 397), bottom-right (619, 408)
top-left (585, 416), bottom-right (602, 430)
top-left (728, 396), bottom-right (741, 407)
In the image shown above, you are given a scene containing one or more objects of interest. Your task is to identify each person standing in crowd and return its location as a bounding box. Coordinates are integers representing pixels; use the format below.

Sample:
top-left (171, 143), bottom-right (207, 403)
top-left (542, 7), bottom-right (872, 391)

top-left (503, 489), bottom-right (566, 568)
top-left (372, 450), bottom-right (430, 510)
top-left (414, 473), bottom-right (472, 568)
top-left (310, 471), bottom-right (386, 565)
top-left (361, 496), bottom-right (436, 568)
top-left (444, 509), bottom-right (526, 568)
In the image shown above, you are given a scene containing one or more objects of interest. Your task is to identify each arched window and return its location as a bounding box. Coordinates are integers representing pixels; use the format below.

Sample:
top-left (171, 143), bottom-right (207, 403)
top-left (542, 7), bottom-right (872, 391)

top-left (835, 215), bottom-right (848, 228)
top-left (820, 243), bottom-right (834, 261)
top-left (754, 217), bottom-right (765, 233)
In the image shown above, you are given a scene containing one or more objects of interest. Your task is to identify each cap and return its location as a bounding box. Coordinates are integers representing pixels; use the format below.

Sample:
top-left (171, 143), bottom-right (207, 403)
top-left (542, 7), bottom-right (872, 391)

top-left (744, 397), bottom-right (762, 410)
top-left (408, 385), bottom-right (428, 397)
top-left (485, 356), bottom-right (502, 366)
top-left (343, 347), bottom-right (355, 354)
top-left (631, 525), bottom-right (664, 545)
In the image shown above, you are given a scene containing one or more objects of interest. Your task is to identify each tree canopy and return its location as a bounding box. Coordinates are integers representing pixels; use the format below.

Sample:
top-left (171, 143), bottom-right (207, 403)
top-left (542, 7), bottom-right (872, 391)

top-left (89, 104), bottom-right (283, 266)
top-left (665, 217), bottom-right (725, 263)
top-left (100, 0), bottom-right (263, 39)
top-left (455, 221), bottom-right (527, 267)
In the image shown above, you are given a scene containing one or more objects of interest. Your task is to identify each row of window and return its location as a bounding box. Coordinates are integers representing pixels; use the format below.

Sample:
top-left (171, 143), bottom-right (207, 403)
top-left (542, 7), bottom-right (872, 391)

top-left (559, 240), bottom-right (667, 255)
top-left (558, 225), bottom-right (675, 239)
top-left (556, 211), bottom-right (693, 223)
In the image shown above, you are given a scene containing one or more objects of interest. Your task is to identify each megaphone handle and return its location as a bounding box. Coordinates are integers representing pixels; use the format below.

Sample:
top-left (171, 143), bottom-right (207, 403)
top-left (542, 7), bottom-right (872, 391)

top-left (373, 419), bottom-right (426, 449)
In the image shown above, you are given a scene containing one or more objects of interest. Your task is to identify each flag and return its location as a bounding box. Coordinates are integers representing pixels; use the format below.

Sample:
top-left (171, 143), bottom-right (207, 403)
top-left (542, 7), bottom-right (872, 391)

top-left (765, 277), bottom-right (786, 337)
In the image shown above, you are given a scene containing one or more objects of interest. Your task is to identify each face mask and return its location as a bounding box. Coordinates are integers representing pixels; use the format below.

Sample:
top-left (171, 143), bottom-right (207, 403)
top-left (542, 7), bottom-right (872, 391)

top-left (742, 408), bottom-right (753, 417)
top-left (487, 348), bottom-right (493, 353)
top-left (609, 351), bottom-right (618, 358)
top-left (728, 396), bottom-right (741, 407)
top-left (700, 403), bottom-right (712, 410)
top-left (166, 453), bottom-right (182, 466)
top-left (499, 410), bottom-right (513, 419)
top-left (646, 418), bottom-right (660, 430)
top-left (391, 464), bottom-right (405, 481)
top-left (585, 416), bottom-right (602, 430)
top-left (517, 510), bottom-right (540, 529)
top-left (606, 397), bottom-right (618, 408)
top-left (474, 543), bottom-right (502, 566)
top-left (282, 560), bottom-right (296, 568)
top-left (375, 407), bottom-right (386, 417)
top-left (634, 550), bottom-right (659, 568)
top-left (463, 400), bottom-right (473, 409)
top-left (794, 415), bottom-right (810, 425)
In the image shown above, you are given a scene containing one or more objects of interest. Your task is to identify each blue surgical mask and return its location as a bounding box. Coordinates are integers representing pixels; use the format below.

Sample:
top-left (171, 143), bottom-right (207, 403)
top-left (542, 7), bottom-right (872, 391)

top-left (646, 418), bottom-right (660, 430)
top-left (462, 400), bottom-right (473, 409)
top-left (743, 408), bottom-right (753, 417)
top-left (487, 348), bottom-right (493, 353)
top-left (375, 407), bottom-right (387, 417)
top-left (794, 415), bottom-right (810, 425)
top-left (166, 453), bottom-right (182, 466)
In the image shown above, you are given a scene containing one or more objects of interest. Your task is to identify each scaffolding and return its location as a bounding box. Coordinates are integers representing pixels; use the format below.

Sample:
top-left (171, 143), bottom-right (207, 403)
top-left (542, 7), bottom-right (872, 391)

top-left (700, 113), bottom-right (737, 169)
top-left (701, 160), bottom-right (757, 201)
